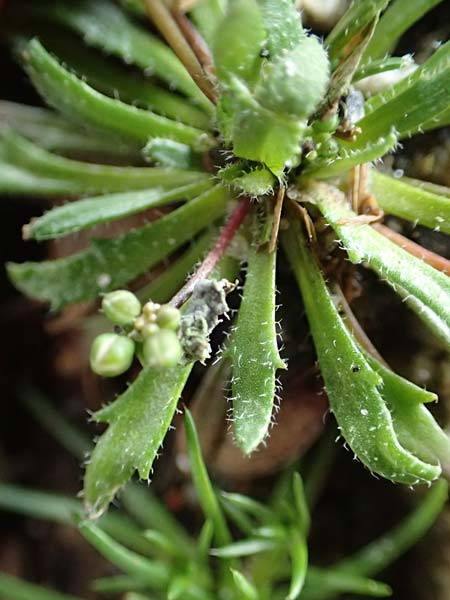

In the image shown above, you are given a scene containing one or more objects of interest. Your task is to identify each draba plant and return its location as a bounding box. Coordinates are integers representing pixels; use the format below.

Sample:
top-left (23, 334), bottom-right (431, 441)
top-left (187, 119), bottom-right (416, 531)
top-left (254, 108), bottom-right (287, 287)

top-left (0, 395), bottom-right (447, 600)
top-left (2, 0), bottom-right (450, 518)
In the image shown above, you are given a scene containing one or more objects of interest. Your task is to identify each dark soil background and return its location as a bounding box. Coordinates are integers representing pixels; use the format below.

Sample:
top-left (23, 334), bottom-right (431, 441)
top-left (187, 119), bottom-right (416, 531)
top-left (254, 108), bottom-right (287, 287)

top-left (1, 2), bottom-right (450, 599)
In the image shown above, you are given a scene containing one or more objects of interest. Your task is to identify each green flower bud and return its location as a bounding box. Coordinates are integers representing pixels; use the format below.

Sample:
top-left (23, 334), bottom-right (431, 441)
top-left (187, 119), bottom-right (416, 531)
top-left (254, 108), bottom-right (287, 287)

top-left (90, 333), bottom-right (135, 377)
top-left (312, 113), bottom-right (339, 134)
top-left (142, 329), bottom-right (182, 369)
top-left (102, 290), bottom-right (141, 327)
top-left (143, 301), bottom-right (160, 320)
top-left (156, 305), bottom-right (181, 331)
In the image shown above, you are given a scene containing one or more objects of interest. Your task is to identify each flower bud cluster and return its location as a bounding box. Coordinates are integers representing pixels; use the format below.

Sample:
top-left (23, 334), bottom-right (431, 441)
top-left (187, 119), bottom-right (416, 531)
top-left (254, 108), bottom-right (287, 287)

top-left (90, 290), bottom-right (182, 378)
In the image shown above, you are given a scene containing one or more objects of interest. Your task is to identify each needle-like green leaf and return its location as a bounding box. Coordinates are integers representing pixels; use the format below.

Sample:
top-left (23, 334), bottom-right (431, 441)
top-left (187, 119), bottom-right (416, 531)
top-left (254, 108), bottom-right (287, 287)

top-left (370, 170), bottom-right (450, 234)
top-left (25, 180), bottom-right (212, 240)
top-left (8, 185), bottom-right (230, 309)
top-left (230, 569), bottom-right (258, 600)
top-left (0, 131), bottom-right (204, 197)
top-left (228, 243), bottom-right (286, 454)
top-left (282, 218), bottom-right (441, 484)
top-left (22, 39), bottom-right (213, 151)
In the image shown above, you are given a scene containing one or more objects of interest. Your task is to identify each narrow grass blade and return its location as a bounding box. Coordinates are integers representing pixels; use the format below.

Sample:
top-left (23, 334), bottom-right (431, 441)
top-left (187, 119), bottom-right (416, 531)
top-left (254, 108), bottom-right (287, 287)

top-left (228, 244), bottom-right (285, 454)
top-left (363, 0), bottom-right (443, 61)
top-left (370, 170), bottom-right (450, 234)
top-left (26, 180), bottom-right (211, 240)
top-left (325, 0), bottom-right (390, 63)
top-left (0, 573), bottom-right (85, 600)
top-left (184, 409), bottom-right (231, 545)
top-left (0, 131), bottom-right (204, 197)
top-left (303, 568), bottom-right (392, 599)
top-left (337, 478), bottom-right (448, 576)
top-left (211, 538), bottom-right (281, 558)
top-left (282, 219), bottom-right (441, 484)
top-left (292, 473), bottom-right (311, 536)
top-left (22, 40), bottom-right (213, 151)
top-left (84, 364), bottom-right (192, 518)
top-left (8, 185), bottom-right (230, 309)
top-left (92, 575), bottom-right (147, 594)
top-left (230, 569), bottom-right (258, 600)
top-left (78, 518), bottom-right (170, 589)
top-left (0, 484), bottom-right (151, 555)
top-left (287, 529), bottom-right (308, 600)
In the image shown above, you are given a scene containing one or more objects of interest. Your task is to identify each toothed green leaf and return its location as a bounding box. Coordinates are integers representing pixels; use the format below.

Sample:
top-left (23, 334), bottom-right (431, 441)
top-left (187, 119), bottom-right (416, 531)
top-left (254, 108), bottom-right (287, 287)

top-left (213, 0), bottom-right (264, 85)
top-left (370, 170), bottom-right (450, 234)
top-left (84, 364), bottom-right (193, 519)
top-left (0, 131), bottom-right (203, 196)
top-left (26, 180), bottom-right (211, 240)
top-left (21, 0), bottom-right (210, 109)
top-left (364, 353), bottom-right (450, 467)
top-left (259, 0), bottom-right (304, 56)
top-left (39, 35), bottom-right (210, 129)
top-left (229, 243), bottom-right (285, 454)
top-left (8, 185), bottom-right (230, 309)
top-left (283, 219), bottom-right (441, 484)
top-left (310, 182), bottom-right (450, 336)
top-left (0, 100), bottom-right (139, 157)
top-left (306, 132), bottom-right (397, 179)
top-left (22, 39), bottom-right (212, 151)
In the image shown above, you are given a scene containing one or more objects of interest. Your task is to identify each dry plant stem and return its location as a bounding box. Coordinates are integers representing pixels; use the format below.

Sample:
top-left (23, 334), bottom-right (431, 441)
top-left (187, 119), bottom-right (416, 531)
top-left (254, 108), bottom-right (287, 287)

top-left (289, 199), bottom-right (317, 242)
top-left (333, 283), bottom-right (389, 367)
top-left (172, 10), bottom-right (217, 81)
top-left (373, 223), bottom-right (450, 275)
top-left (350, 164), bottom-right (361, 212)
top-left (170, 198), bottom-right (252, 307)
top-left (269, 186), bottom-right (285, 252)
top-left (142, 0), bottom-right (217, 103)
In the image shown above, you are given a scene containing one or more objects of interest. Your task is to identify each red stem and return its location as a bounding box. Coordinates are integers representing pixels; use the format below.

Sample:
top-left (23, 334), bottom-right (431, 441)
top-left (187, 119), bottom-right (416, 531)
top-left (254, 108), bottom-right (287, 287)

top-left (170, 198), bottom-right (252, 307)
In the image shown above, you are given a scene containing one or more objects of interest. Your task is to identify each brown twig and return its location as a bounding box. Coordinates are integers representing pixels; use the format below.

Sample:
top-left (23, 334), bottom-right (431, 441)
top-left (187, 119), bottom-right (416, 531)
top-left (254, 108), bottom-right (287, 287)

top-left (269, 186), bottom-right (285, 252)
top-left (172, 10), bottom-right (217, 83)
top-left (373, 223), bottom-right (450, 275)
top-left (142, 0), bottom-right (217, 103)
top-left (170, 198), bottom-right (252, 307)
